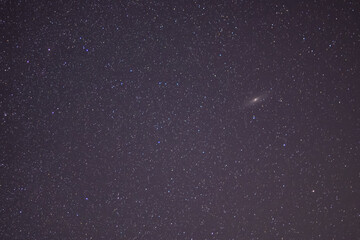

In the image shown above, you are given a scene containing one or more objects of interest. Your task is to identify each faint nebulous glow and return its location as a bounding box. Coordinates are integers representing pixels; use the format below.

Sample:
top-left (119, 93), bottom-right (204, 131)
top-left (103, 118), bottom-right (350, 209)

top-left (252, 97), bottom-right (259, 103)
top-left (243, 92), bottom-right (270, 108)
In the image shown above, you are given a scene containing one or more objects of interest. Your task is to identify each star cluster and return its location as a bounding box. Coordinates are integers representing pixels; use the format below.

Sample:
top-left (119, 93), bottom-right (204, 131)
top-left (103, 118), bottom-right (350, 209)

top-left (1, 1), bottom-right (360, 239)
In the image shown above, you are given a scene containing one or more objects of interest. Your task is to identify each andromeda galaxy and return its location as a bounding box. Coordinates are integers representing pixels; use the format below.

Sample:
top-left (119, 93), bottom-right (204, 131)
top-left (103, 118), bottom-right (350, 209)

top-left (243, 92), bottom-right (270, 108)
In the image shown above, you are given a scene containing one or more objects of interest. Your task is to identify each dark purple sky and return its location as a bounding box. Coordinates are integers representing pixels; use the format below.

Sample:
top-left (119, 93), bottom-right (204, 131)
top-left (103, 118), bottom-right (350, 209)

top-left (2, 1), bottom-right (360, 239)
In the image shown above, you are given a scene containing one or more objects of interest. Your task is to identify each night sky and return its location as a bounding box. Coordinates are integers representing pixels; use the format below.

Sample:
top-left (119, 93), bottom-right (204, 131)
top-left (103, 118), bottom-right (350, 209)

top-left (1, 1), bottom-right (360, 239)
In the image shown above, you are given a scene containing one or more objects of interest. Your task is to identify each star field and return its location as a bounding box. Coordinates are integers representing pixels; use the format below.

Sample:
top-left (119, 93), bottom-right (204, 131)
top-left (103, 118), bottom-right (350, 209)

top-left (1, 1), bottom-right (360, 239)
